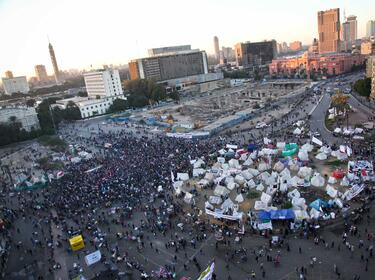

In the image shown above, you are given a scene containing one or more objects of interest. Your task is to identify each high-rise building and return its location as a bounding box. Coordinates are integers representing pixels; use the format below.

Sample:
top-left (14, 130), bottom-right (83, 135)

top-left (366, 56), bottom-right (374, 78)
top-left (4, 71), bottom-right (13, 79)
top-left (84, 69), bottom-right (123, 98)
top-left (317, 8), bottom-right (341, 53)
top-left (213, 36), bottom-right (220, 61)
top-left (289, 41), bottom-right (302, 51)
top-left (361, 42), bottom-right (375, 55)
top-left (221, 47), bottom-right (235, 60)
top-left (148, 45), bottom-right (191, 57)
top-left (49, 41), bottom-right (60, 84)
top-left (341, 15), bottom-right (357, 51)
top-left (366, 20), bottom-right (375, 38)
top-left (309, 38), bottom-right (319, 54)
top-left (235, 40), bottom-right (277, 68)
top-left (1, 76), bottom-right (29, 95)
top-left (34, 64), bottom-right (48, 82)
top-left (129, 50), bottom-right (208, 82)
top-left (371, 57), bottom-right (375, 100)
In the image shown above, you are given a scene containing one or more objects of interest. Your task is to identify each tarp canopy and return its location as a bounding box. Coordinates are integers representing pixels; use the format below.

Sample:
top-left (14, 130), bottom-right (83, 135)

top-left (247, 144), bottom-right (257, 152)
top-left (258, 209), bottom-right (295, 220)
top-left (309, 199), bottom-right (328, 211)
top-left (282, 143), bottom-right (298, 157)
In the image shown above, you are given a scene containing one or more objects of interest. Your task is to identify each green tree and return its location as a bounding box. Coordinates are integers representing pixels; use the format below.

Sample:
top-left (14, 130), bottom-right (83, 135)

top-left (353, 77), bottom-right (371, 97)
top-left (77, 91), bottom-right (88, 97)
top-left (108, 98), bottom-right (128, 113)
top-left (64, 101), bottom-right (81, 120)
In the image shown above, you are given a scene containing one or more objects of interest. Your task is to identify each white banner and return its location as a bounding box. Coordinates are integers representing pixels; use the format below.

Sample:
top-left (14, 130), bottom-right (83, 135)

top-left (345, 184), bottom-right (365, 201)
top-left (311, 136), bottom-right (323, 146)
top-left (197, 262), bottom-right (215, 280)
top-left (84, 250), bottom-right (101, 266)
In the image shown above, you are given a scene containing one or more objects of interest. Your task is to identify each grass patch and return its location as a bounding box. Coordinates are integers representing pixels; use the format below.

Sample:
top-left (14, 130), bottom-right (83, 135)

top-left (324, 159), bottom-right (348, 167)
top-left (246, 190), bottom-right (260, 199)
top-left (36, 157), bottom-right (64, 170)
top-left (38, 135), bottom-right (67, 152)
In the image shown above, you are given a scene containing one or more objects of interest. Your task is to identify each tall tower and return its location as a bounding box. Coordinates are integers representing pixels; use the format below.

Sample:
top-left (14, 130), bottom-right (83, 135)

top-left (48, 40), bottom-right (60, 84)
top-left (213, 36), bottom-right (220, 61)
top-left (317, 8), bottom-right (341, 53)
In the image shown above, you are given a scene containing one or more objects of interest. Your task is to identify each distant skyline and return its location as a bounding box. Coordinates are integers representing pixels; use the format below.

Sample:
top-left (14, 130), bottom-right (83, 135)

top-left (1, 0), bottom-right (374, 78)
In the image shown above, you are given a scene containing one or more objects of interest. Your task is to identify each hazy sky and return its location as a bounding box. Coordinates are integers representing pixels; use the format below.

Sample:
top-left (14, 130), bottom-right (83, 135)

top-left (1, 0), bottom-right (374, 77)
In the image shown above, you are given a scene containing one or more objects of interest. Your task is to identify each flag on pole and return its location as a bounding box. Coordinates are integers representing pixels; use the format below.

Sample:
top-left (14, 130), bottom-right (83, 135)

top-left (197, 262), bottom-right (215, 280)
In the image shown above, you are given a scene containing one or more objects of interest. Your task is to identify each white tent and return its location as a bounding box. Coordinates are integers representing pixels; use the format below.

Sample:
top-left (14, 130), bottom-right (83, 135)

top-left (298, 150), bottom-right (309, 161)
top-left (327, 176), bottom-right (337, 184)
top-left (214, 185), bottom-right (230, 196)
top-left (273, 161), bottom-right (285, 172)
top-left (217, 157), bottom-right (225, 164)
top-left (204, 173), bottom-right (215, 182)
top-left (235, 194), bottom-right (244, 203)
top-left (301, 143), bottom-right (314, 152)
top-left (315, 153), bottom-right (327, 160)
top-left (276, 142), bottom-right (286, 150)
top-left (288, 189), bottom-right (301, 199)
top-left (258, 162), bottom-right (270, 172)
top-left (294, 210), bottom-right (309, 221)
top-left (246, 179), bottom-right (256, 189)
top-left (311, 173), bottom-right (325, 187)
top-left (173, 181), bottom-right (183, 195)
top-left (234, 175), bottom-right (246, 185)
top-left (184, 192), bottom-right (193, 204)
top-left (227, 182), bottom-right (237, 191)
top-left (193, 168), bottom-right (205, 177)
top-left (193, 159), bottom-right (205, 168)
top-left (298, 167), bottom-right (312, 178)
top-left (334, 127), bottom-right (342, 134)
top-left (293, 127), bottom-right (302, 135)
top-left (326, 185), bottom-right (338, 198)
top-left (290, 176), bottom-right (304, 187)
top-left (221, 198), bottom-right (234, 210)
top-left (256, 183), bottom-right (265, 191)
top-left (292, 197), bottom-right (307, 210)
top-left (243, 158), bottom-right (254, 166)
top-left (197, 179), bottom-right (210, 188)
top-left (249, 168), bottom-right (260, 177)
top-left (209, 196), bottom-right (222, 205)
top-left (177, 173), bottom-right (189, 181)
top-left (228, 159), bottom-right (240, 169)
top-left (260, 192), bottom-right (272, 205)
top-left (241, 170), bottom-right (253, 180)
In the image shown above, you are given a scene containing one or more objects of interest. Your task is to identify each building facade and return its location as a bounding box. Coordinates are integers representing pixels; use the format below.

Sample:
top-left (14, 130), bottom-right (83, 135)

top-left (366, 20), bottom-right (375, 38)
top-left (129, 50), bottom-right (208, 82)
top-left (366, 56), bottom-right (375, 78)
top-left (221, 47), bottom-right (235, 61)
top-left (371, 57), bottom-right (375, 100)
top-left (84, 69), bottom-right (123, 98)
top-left (0, 107), bottom-right (40, 131)
top-left (317, 8), bottom-right (341, 53)
top-left (341, 15), bottom-right (357, 51)
top-left (213, 36), bottom-right (220, 61)
top-left (235, 40), bottom-right (277, 68)
top-left (34, 64), bottom-right (48, 82)
top-left (148, 45), bottom-right (191, 57)
top-left (1, 76), bottom-right (29, 95)
top-left (49, 41), bottom-right (60, 84)
top-left (289, 41), bottom-right (302, 51)
top-left (361, 42), bottom-right (375, 55)
top-left (56, 69), bottom-right (125, 119)
top-left (269, 52), bottom-right (365, 77)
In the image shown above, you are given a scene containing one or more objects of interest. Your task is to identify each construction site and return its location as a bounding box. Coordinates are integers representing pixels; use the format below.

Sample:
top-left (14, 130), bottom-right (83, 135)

top-left (130, 80), bottom-right (311, 135)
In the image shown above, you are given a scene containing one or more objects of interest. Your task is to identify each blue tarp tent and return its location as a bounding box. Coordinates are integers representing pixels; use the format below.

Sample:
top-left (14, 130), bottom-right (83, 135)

top-left (269, 209), bottom-right (295, 220)
top-left (248, 144), bottom-right (257, 152)
top-left (258, 211), bottom-right (271, 220)
top-left (309, 199), bottom-right (328, 211)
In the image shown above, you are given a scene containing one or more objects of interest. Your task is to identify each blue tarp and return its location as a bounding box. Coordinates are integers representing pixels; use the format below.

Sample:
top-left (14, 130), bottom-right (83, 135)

top-left (309, 199), bottom-right (328, 211)
top-left (270, 209), bottom-right (295, 220)
top-left (258, 211), bottom-right (271, 220)
top-left (258, 209), bottom-right (295, 220)
top-left (248, 144), bottom-right (257, 152)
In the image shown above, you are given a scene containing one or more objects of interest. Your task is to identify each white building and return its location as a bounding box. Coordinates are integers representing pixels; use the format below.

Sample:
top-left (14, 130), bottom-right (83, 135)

top-left (0, 107), bottom-right (40, 131)
top-left (56, 69), bottom-right (125, 119)
top-left (84, 69), bottom-right (123, 98)
top-left (2, 76), bottom-right (29, 95)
